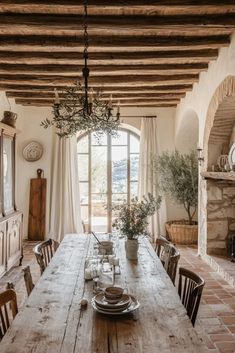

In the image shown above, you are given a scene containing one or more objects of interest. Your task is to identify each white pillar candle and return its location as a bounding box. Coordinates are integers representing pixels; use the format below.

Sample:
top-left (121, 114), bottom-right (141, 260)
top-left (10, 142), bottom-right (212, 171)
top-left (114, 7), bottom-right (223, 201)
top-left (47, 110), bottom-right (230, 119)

top-left (84, 268), bottom-right (92, 280)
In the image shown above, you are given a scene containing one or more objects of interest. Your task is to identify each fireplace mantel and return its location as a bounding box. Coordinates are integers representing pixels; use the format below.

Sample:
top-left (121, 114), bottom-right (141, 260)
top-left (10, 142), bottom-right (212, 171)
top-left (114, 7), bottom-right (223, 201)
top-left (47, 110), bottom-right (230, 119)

top-left (201, 171), bottom-right (235, 182)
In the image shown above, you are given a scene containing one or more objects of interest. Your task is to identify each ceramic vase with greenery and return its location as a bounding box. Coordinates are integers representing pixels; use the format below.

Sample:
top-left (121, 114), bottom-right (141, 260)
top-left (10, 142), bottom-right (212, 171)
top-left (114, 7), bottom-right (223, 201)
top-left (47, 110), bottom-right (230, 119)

top-left (152, 150), bottom-right (198, 244)
top-left (112, 193), bottom-right (161, 259)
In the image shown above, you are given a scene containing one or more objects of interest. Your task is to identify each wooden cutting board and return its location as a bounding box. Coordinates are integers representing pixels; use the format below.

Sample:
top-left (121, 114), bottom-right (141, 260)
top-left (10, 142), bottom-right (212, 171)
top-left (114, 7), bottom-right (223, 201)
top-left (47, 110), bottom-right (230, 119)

top-left (28, 176), bottom-right (46, 241)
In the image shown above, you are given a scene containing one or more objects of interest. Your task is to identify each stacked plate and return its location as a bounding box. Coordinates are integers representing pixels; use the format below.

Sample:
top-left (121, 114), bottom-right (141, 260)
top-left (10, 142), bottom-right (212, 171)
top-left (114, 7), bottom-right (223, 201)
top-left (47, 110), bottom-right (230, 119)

top-left (91, 292), bottom-right (139, 316)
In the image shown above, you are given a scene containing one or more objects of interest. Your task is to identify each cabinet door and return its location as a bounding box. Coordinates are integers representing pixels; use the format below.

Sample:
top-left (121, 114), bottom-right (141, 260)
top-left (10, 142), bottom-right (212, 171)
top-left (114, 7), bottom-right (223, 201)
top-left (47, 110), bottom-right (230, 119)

top-left (3, 134), bottom-right (15, 215)
top-left (7, 213), bottom-right (22, 269)
top-left (0, 221), bottom-right (6, 277)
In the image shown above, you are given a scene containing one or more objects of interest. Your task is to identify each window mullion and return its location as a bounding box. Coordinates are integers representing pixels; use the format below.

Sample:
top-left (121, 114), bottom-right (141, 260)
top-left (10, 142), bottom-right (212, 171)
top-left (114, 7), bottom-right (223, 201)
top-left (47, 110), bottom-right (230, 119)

top-left (127, 132), bottom-right (131, 204)
top-left (107, 134), bottom-right (112, 233)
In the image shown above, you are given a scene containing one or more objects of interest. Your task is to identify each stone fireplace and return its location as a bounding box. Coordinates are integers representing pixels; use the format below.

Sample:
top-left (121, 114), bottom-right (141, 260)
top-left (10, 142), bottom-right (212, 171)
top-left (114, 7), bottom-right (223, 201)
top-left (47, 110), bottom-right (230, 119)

top-left (207, 179), bottom-right (235, 256)
top-left (198, 76), bottom-right (235, 286)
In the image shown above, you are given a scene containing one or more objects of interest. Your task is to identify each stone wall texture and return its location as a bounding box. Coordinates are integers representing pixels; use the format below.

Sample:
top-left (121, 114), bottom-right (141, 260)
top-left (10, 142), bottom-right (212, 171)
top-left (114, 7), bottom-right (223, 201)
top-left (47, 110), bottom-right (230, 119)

top-left (207, 180), bottom-right (235, 256)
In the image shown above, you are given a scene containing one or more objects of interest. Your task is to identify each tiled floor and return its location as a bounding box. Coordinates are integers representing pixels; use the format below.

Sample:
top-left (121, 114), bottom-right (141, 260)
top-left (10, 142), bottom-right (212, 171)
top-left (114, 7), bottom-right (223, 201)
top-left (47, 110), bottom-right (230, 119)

top-left (0, 241), bottom-right (41, 308)
top-left (0, 242), bottom-right (235, 352)
top-left (178, 245), bottom-right (235, 353)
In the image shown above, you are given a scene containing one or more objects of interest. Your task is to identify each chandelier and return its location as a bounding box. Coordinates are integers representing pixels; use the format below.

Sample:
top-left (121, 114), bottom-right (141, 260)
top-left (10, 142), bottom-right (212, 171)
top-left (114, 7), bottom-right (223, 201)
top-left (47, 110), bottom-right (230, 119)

top-left (41, 0), bottom-right (120, 138)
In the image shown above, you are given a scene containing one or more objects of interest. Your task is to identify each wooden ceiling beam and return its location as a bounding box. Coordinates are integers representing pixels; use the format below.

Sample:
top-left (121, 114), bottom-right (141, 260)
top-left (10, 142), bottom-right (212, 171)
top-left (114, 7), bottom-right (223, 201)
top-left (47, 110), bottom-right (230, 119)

top-left (7, 92), bottom-right (185, 100)
top-left (3, 84), bottom-right (193, 93)
top-left (0, 63), bottom-right (208, 76)
top-left (0, 13), bottom-right (234, 29)
top-left (15, 98), bottom-right (178, 107)
top-left (0, 35), bottom-right (229, 51)
top-left (0, 1), bottom-right (234, 8)
top-left (0, 74), bottom-right (199, 86)
top-left (0, 49), bottom-right (218, 65)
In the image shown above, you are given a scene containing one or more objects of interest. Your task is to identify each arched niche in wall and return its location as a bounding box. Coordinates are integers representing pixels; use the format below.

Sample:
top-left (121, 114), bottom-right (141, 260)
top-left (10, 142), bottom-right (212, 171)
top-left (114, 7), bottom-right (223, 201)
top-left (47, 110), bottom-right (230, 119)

top-left (203, 75), bottom-right (235, 170)
top-left (175, 109), bottom-right (199, 153)
top-left (201, 75), bottom-right (235, 257)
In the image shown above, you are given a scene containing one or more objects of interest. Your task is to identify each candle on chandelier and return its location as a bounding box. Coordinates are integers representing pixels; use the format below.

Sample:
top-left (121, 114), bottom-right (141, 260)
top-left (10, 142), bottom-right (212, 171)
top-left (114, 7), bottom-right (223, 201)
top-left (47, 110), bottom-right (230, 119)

top-left (108, 94), bottom-right (113, 109)
top-left (89, 88), bottom-right (94, 104)
top-left (54, 88), bottom-right (60, 104)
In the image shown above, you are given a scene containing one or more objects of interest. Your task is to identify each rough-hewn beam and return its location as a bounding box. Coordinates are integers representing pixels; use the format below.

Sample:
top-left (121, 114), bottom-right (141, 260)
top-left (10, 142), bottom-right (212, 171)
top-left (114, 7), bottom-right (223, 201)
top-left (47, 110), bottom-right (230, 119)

top-left (0, 1), bottom-right (234, 8)
top-left (0, 49), bottom-right (218, 66)
top-left (2, 83), bottom-right (193, 93)
top-left (7, 91), bottom-right (185, 100)
top-left (0, 13), bottom-right (234, 29)
top-left (0, 35), bottom-right (229, 51)
top-left (15, 98), bottom-right (178, 107)
top-left (0, 73), bottom-right (199, 86)
top-left (0, 63), bottom-right (208, 76)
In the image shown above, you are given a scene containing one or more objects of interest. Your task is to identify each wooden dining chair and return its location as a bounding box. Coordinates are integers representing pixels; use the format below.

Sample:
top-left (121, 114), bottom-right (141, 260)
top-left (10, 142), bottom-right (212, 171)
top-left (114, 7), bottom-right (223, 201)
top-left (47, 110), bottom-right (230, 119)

top-left (161, 243), bottom-right (180, 285)
top-left (178, 267), bottom-right (205, 326)
top-left (0, 289), bottom-right (18, 340)
top-left (155, 235), bottom-right (170, 257)
top-left (33, 238), bottom-right (59, 275)
top-left (23, 266), bottom-right (35, 296)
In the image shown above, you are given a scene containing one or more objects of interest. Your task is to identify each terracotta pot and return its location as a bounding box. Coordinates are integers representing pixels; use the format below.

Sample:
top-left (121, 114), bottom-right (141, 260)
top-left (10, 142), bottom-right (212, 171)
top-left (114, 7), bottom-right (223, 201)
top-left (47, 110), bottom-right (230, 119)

top-left (125, 239), bottom-right (139, 260)
top-left (165, 220), bottom-right (198, 245)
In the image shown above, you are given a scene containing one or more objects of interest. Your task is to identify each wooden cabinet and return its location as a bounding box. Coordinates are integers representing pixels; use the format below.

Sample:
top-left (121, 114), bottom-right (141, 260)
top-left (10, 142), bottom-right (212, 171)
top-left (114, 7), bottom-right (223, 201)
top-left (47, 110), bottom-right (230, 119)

top-left (0, 122), bottom-right (23, 278)
top-left (0, 221), bottom-right (6, 277)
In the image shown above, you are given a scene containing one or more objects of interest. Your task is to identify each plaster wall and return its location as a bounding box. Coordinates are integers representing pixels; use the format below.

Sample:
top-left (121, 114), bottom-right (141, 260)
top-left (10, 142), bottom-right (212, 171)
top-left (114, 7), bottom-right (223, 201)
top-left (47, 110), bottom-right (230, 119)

top-left (0, 101), bottom-right (177, 239)
top-left (175, 33), bottom-right (235, 255)
top-left (175, 33), bottom-right (235, 147)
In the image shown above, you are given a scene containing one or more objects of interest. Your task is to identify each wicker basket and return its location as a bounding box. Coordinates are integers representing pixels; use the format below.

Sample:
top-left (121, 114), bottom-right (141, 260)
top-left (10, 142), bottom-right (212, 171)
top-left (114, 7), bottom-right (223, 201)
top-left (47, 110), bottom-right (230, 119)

top-left (165, 220), bottom-right (198, 245)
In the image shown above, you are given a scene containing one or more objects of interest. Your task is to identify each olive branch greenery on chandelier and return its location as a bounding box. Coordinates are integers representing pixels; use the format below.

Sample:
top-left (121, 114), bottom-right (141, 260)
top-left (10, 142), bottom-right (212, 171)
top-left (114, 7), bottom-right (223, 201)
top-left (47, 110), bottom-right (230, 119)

top-left (41, 0), bottom-right (121, 138)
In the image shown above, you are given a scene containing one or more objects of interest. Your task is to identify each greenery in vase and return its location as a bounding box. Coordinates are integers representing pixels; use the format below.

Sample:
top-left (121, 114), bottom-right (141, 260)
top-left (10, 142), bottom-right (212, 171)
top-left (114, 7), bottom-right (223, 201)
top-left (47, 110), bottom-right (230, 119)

top-left (112, 193), bottom-right (162, 240)
top-left (152, 150), bottom-right (198, 225)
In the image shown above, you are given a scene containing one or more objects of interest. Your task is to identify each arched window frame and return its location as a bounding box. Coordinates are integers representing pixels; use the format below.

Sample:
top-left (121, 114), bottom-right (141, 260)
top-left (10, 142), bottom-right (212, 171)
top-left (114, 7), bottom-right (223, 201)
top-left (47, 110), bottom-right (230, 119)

top-left (77, 127), bottom-right (140, 233)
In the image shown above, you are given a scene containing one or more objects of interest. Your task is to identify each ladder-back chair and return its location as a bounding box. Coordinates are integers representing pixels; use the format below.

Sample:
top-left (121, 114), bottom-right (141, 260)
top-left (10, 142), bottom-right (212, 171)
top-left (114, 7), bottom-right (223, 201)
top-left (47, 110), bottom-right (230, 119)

top-left (23, 266), bottom-right (35, 296)
top-left (0, 289), bottom-right (18, 340)
top-left (178, 267), bottom-right (205, 326)
top-left (33, 239), bottom-right (59, 275)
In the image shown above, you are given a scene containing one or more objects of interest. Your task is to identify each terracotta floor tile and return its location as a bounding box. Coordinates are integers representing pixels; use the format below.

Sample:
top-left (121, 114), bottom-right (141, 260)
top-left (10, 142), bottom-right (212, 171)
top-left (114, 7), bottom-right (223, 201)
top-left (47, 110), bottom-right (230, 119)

top-left (220, 317), bottom-right (235, 325)
top-left (210, 334), bottom-right (235, 343)
top-left (228, 326), bottom-right (235, 334)
top-left (215, 341), bottom-right (235, 353)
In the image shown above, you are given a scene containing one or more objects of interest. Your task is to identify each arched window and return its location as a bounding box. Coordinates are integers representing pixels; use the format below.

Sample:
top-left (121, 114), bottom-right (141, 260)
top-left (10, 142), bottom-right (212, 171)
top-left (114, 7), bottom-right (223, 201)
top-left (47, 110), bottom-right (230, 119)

top-left (77, 128), bottom-right (140, 233)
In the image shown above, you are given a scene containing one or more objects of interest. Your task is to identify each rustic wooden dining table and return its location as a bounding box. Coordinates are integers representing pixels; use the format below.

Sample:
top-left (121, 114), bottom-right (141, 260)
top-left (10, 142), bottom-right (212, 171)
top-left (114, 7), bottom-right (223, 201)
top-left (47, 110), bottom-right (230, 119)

top-left (0, 234), bottom-right (207, 353)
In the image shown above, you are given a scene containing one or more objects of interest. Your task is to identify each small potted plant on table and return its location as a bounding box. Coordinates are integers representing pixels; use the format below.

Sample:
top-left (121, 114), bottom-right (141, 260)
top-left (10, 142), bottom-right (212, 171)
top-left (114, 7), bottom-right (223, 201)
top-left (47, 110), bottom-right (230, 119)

top-left (112, 193), bottom-right (161, 260)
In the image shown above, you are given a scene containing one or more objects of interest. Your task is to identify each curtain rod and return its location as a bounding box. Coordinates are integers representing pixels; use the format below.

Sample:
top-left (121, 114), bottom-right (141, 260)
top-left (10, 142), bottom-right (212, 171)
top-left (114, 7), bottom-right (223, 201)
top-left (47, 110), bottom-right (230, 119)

top-left (120, 115), bottom-right (157, 118)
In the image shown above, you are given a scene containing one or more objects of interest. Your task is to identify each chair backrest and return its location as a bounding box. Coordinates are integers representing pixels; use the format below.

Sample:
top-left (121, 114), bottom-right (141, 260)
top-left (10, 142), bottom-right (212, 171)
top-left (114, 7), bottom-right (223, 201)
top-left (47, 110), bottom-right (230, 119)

top-left (33, 239), bottom-right (59, 275)
top-left (178, 267), bottom-right (205, 326)
top-left (155, 235), bottom-right (170, 257)
top-left (166, 245), bottom-right (180, 285)
top-left (0, 289), bottom-right (18, 340)
top-left (161, 243), bottom-right (180, 285)
top-left (23, 266), bottom-right (35, 296)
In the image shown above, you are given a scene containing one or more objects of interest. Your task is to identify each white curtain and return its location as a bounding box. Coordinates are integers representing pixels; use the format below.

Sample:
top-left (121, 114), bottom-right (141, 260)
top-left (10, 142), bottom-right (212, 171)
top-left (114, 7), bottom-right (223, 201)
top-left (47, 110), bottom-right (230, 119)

top-left (49, 135), bottom-right (83, 242)
top-left (138, 117), bottom-right (167, 241)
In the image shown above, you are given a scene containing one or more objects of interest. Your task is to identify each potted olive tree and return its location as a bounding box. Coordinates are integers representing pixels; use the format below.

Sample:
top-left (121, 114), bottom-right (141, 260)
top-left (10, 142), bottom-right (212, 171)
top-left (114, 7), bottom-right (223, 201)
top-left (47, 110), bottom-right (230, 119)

top-left (152, 150), bottom-right (198, 244)
top-left (112, 193), bottom-right (161, 260)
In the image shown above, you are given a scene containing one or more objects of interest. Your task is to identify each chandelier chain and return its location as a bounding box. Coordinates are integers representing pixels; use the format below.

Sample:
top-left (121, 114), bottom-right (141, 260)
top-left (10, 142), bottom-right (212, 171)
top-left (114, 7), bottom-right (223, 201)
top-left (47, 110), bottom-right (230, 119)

top-left (83, 0), bottom-right (89, 58)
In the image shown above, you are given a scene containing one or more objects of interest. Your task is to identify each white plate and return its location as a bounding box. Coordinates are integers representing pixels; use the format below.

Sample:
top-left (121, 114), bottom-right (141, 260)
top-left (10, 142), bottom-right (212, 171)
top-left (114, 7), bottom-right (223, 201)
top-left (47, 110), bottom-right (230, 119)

top-left (92, 295), bottom-right (139, 316)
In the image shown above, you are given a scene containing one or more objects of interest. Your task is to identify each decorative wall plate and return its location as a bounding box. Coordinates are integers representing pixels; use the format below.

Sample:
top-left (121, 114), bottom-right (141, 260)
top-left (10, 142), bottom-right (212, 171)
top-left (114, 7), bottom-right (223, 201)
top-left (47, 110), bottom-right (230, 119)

top-left (228, 143), bottom-right (235, 169)
top-left (22, 141), bottom-right (43, 162)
